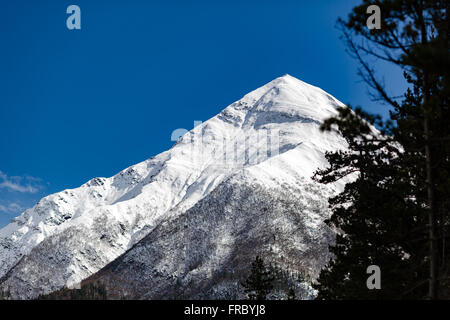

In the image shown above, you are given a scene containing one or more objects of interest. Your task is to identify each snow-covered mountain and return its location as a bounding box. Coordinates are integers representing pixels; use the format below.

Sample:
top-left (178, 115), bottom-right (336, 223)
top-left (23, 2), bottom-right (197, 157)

top-left (0, 74), bottom-right (349, 299)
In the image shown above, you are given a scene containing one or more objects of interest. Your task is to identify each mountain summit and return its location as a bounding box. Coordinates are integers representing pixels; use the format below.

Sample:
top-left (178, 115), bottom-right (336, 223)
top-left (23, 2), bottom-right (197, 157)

top-left (0, 75), bottom-right (348, 299)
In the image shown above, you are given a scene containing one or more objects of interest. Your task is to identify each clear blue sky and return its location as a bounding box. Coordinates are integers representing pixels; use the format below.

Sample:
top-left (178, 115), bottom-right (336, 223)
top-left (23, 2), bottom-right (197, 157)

top-left (0, 0), bottom-right (406, 227)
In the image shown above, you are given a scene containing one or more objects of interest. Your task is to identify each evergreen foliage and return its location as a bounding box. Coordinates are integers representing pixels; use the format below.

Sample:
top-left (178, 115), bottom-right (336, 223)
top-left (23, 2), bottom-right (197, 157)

top-left (313, 0), bottom-right (450, 299)
top-left (241, 256), bottom-right (275, 300)
top-left (37, 282), bottom-right (108, 300)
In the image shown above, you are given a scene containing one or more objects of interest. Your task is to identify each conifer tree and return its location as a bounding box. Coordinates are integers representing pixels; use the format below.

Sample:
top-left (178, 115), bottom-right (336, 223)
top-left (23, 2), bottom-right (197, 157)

top-left (241, 256), bottom-right (274, 300)
top-left (287, 288), bottom-right (296, 300)
top-left (313, 0), bottom-right (449, 299)
top-left (313, 107), bottom-right (427, 299)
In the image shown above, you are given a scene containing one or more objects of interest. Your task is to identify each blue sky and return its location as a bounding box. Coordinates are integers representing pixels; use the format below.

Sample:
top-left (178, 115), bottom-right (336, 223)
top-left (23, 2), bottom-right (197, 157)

top-left (0, 0), bottom-right (406, 227)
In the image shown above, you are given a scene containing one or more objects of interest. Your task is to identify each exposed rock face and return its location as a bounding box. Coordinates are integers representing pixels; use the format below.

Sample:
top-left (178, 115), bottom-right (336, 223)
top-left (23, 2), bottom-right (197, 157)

top-left (0, 74), bottom-right (348, 299)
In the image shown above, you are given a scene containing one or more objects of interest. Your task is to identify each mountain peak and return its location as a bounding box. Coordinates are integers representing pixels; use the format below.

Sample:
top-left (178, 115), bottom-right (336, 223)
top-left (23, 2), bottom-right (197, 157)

top-left (215, 75), bottom-right (343, 134)
top-left (0, 75), bottom-right (349, 299)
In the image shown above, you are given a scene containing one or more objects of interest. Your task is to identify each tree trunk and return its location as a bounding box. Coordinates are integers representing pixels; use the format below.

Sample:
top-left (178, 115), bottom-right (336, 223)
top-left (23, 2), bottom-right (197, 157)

top-left (424, 115), bottom-right (438, 299)
top-left (417, 1), bottom-right (439, 299)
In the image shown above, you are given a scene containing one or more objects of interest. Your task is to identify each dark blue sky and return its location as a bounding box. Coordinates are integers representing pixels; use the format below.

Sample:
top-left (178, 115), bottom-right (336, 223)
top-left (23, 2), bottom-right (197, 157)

top-left (0, 0), bottom-right (405, 226)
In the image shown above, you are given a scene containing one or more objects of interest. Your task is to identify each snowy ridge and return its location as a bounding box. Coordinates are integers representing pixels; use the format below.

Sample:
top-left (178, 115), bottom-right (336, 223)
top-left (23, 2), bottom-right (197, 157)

top-left (0, 74), bottom-right (348, 298)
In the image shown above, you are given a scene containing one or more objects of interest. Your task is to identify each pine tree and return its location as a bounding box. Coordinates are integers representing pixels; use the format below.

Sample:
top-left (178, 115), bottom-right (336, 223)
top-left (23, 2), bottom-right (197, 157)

top-left (287, 288), bottom-right (296, 300)
top-left (241, 256), bottom-right (274, 300)
top-left (312, 107), bottom-right (425, 299)
top-left (313, 0), bottom-right (450, 299)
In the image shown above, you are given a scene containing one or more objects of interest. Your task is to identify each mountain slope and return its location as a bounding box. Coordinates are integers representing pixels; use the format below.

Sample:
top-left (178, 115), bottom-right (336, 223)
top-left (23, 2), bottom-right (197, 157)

top-left (85, 172), bottom-right (336, 299)
top-left (0, 74), bottom-right (348, 299)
